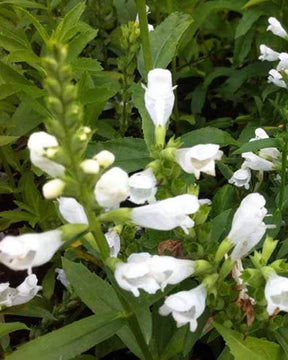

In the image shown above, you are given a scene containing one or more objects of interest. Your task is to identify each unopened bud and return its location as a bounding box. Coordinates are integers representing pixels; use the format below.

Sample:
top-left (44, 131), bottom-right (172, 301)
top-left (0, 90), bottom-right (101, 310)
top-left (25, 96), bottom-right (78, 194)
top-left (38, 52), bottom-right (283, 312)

top-left (94, 150), bottom-right (115, 168)
top-left (80, 159), bottom-right (100, 174)
top-left (43, 179), bottom-right (65, 199)
top-left (46, 148), bottom-right (59, 158)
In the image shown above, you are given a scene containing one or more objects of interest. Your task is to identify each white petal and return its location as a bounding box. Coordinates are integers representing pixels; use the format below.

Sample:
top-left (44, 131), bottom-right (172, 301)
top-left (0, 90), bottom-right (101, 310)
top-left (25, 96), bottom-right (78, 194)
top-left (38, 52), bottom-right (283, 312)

top-left (58, 197), bottom-right (88, 224)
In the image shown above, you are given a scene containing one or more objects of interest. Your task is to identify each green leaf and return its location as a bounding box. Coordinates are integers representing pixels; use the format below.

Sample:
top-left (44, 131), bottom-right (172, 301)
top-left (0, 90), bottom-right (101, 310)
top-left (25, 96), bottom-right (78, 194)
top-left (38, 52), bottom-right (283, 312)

top-left (211, 185), bottom-right (236, 218)
top-left (113, 0), bottom-right (137, 24)
top-left (214, 323), bottom-right (283, 360)
top-left (6, 313), bottom-right (124, 360)
top-left (138, 12), bottom-right (193, 76)
top-left (0, 322), bottom-right (29, 338)
top-left (233, 138), bottom-right (281, 154)
top-left (243, 0), bottom-right (268, 8)
top-left (131, 82), bottom-right (154, 150)
top-left (87, 137), bottom-right (151, 173)
top-left (275, 327), bottom-right (288, 359)
top-left (67, 24), bottom-right (98, 61)
top-left (71, 58), bottom-right (102, 72)
top-left (0, 0), bottom-right (46, 9)
top-left (0, 135), bottom-right (18, 146)
top-left (235, 8), bottom-right (264, 38)
top-left (18, 7), bottom-right (49, 43)
top-left (181, 127), bottom-right (238, 147)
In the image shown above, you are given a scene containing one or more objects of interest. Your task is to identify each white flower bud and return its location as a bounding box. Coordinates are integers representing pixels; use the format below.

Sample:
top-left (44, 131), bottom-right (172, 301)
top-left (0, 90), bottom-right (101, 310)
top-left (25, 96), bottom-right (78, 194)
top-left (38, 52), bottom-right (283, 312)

top-left (259, 45), bottom-right (280, 62)
top-left (58, 197), bottom-right (88, 224)
top-left (80, 159), bottom-right (100, 174)
top-left (228, 167), bottom-right (251, 189)
top-left (42, 179), bottom-right (65, 199)
top-left (55, 268), bottom-right (69, 288)
top-left (159, 285), bottom-right (207, 332)
top-left (267, 17), bottom-right (288, 39)
top-left (94, 150), bottom-right (115, 168)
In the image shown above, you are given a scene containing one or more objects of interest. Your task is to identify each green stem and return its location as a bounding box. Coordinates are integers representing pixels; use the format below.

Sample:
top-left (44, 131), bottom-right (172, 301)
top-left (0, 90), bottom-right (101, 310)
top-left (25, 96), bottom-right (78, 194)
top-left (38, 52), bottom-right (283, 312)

top-left (135, 0), bottom-right (153, 75)
top-left (172, 57), bottom-right (179, 123)
top-left (278, 136), bottom-right (288, 211)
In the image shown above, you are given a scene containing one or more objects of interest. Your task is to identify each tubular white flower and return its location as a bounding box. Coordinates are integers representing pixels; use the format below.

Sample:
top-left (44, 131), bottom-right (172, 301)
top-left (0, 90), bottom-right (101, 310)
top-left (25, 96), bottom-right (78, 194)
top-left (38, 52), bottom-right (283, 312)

top-left (259, 45), bottom-right (280, 62)
top-left (0, 230), bottom-right (63, 272)
top-left (159, 285), bottom-right (207, 332)
top-left (58, 197), bottom-right (88, 224)
top-left (28, 132), bottom-right (65, 178)
top-left (251, 128), bottom-right (280, 161)
top-left (94, 150), bottom-right (115, 168)
top-left (228, 193), bottom-right (268, 261)
top-left (277, 52), bottom-right (288, 71)
top-left (144, 68), bottom-right (175, 127)
top-left (175, 144), bottom-right (223, 179)
top-left (268, 69), bottom-right (287, 88)
top-left (131, 194), bottom-right (200, 234)
top-left (105, 230), bottom-right (121, 258)
top-left (42, 179), bottom-right (65, 199)
top-left (80, 159), bottom-right (100, 174)
top-left (228, 167), bottom-right (251, 190)
top-left (12, 274), bottom-right (42, 306)
top-left (242, 152), bottom-right (275, 171)
top-left (128, 168), bottom-right (157, 204)
top-left (265, 273), bottom-right (288, 315)
top-left (115, 252), bottom-right (195, 297)
top-left (0, 283), bottom-right (15, 308)
top-left (267, 17), bottom-right (288, 39)
top-left (55, 268), bottom-right (69, 288)
top-left (94, 167), bottom-right (129, 209)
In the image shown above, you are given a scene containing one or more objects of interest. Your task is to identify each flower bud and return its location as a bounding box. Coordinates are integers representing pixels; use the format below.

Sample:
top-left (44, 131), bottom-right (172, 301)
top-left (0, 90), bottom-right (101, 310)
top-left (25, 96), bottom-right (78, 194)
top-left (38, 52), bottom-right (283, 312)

top-left (80, 159), bottom-right (100, 174)
top-left (43, 179), bottom-right (65, 199)
top-left (94, 150), bottom-right (115, 168)
top-left (267, 17), bottom-right (288, 39)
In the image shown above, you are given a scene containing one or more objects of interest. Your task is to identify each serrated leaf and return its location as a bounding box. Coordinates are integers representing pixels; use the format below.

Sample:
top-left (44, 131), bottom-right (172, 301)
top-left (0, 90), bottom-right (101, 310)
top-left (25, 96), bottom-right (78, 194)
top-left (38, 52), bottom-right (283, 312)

top-left (233, 138), bottom-right (281, 154)
top-left (71, 58), bottom-right (102, 72)
top-left (235, 8), bottom-right (264, 38)
top-left (243, 0), bottom-right (268, 8)
top-left (181, 127), bottom-right (239, 147)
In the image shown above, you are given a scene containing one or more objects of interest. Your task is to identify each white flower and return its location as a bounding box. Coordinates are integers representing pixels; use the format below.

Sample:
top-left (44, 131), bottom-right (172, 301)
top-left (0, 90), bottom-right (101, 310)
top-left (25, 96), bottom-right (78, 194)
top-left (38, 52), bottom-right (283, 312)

top-left (144, 68), bottom-right (176, 127)
top-left (242, 152), bottom-right (275, 171)
top-left (259, 45), bottom-right (280, 62)
top-left (42, 179), bottom-right (65, 199)
top-left (128, 168), bottom-right (157, 204)
top-left (228, 167), bottom-right (251, 189)
top-left (277, 52), bottom-right (288, 71)
top-left (0, 275), bottom-right (41, 309)
top-left (55, 268), bottom-right (69, 288)
top-left (227, 193), bottom-right (268, 261)
top-left (267, 17), bottom-right (288, 39)
top-left (12, 274), bottom-right (42, 306)
top-left (58, 197), bottom-right (88, 224)
top-left (28, 132), bottom-right (65, 178)
top-left (159, 284), bottom-right (206, 332)
top-left (94, 150), bottom-right (115, 168)
top-left (105, 230), bottom-right (121, 258)
top-left (175, 144), bottom-right (223, 179)
top-left (80, 159), bottom-right (100, 174)
top-left (131, 194), bottom-right (200, 234)
top-left (268, 69), bottom-right (287, 88)
top-left (265, 273), bottom-right (288, 315)
top-left (94, 167), bottom-right (129, 209)
top-left (251, 128), bottom-right (280, 161)
top-left (0, 230), bottom-right (63, 272)
top-left (115, 252), bottom-right (195, 297)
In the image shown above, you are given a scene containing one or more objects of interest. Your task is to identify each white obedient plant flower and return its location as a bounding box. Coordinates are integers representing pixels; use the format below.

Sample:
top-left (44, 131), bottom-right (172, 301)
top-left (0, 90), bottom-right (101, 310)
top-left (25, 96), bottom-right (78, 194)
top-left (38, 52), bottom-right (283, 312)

top-left (0, 275), bottom-right (41, 309)
top-left (228, 167), bottom-right (251, 189)
top-left (80, 159), bottom-right (100, 174)
top-left (144, 68), bottom-right (176, 127)
top-left (277, 52), bottom-right (288, 72)
top-left (265, 273), bottom-right (288, 315)
top-left (131, 194), bottom-right (200, 234)
top-left (159, 284), bottom-right (207, 332)
top-left (115, 252), bottom-right (195, 297)
top-left (94, 167), bottom-right (129, 209)
top-left (175, 144), bottom-right (223, 179)
top-left (28, 131), bottom-right (65, 178)
top-left (227, 193), bottom-right (268, 261)
top-left (42, 179), bottom-right (65, 199)
top-left (259, 45), bottom-right (280, 62)
top-left (267, 17), bottom-right (288, 39)
top-left (128, 168), bottom-right (157, 204)
top-left (0, 230), bottom-right (64, 273)
top-left (268, 69), bottom-right (287, 88)
top-left (94, 150), bottom-right (115, 168)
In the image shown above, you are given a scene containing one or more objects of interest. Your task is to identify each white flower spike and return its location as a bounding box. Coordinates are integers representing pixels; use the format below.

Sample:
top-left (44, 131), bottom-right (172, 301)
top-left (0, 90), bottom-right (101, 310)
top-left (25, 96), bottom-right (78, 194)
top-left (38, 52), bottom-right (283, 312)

top-left (227, 193), bottom-right (268, 261)
top-left (268, 69), bottom-right (287, 88)
top-left (159, 284), bottom-right (207, 332)
top-left (228, 167), bottom-right (251, 190)
top-left (115, 252), bottom-right (195, 297)
top-left (259, 45), bottom-right (280, 62)
top-left (0, 230), bottom-right (63, 272)
top-left (265, 273), bottom-right (288, 315)
top-left (128, 168), bottom-right (157, 204)
top-left (175, 144), bottom-right (223, 179)
top-left (144, 68), bottom-right (176, 127)
top-left (28, 132), bottom-right (65, 178)
top-left (267, 17), bottom-right (288, 39)
top-left (94, 167), bottom-right (129, 209)
top-left (42, 179), bottom-right (65, 199)
top-left (131, 194), bottom-right (200, 234)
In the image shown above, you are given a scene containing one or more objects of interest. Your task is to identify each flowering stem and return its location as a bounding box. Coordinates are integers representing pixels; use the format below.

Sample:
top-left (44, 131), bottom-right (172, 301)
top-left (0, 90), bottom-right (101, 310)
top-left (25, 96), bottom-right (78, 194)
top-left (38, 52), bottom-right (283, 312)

top-left (278, 135), bottom-right (288, 210)
top-left (135, 0), bottom-right (153, 75)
